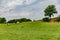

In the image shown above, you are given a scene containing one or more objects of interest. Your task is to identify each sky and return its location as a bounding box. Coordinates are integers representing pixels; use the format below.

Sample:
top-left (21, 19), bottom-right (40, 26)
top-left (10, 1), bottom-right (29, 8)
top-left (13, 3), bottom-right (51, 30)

top-left (0, 0), bottom-right (60, 21)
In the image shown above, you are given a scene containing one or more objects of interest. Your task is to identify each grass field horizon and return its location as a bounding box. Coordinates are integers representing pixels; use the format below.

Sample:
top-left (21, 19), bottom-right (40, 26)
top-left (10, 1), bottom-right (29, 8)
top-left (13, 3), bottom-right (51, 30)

top-left (0, 21), bottom-right (60, 40)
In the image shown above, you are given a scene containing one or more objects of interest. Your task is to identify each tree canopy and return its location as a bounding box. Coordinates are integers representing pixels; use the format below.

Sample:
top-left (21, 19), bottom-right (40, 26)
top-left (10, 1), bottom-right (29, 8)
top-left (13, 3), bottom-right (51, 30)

top-left (7, 18), bottom-right (32, 23)
top-left (0, 18), bottom-right (6, 23)
top-left (44, 5), bottom-right (57, 18)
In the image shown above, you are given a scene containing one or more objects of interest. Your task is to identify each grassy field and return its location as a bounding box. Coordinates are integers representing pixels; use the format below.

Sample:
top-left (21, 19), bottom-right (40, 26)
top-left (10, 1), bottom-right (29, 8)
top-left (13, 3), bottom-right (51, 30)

top-left (0, 21), bottom-right (60, 40)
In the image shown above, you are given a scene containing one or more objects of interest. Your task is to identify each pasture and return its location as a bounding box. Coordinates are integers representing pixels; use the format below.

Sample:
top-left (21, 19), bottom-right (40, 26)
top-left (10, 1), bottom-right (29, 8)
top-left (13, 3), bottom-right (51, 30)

top-left (0, 21), bottom-right (60, 40)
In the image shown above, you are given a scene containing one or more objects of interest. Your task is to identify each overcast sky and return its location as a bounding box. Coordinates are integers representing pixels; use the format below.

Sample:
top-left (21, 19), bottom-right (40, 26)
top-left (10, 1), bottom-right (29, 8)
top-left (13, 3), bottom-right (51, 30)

top-left (0, 0), bottom-right (60, 20)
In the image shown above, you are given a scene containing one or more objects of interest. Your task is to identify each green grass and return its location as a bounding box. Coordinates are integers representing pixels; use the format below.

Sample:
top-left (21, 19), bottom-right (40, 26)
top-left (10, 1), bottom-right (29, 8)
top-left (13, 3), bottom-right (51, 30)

top-left (0, 21), bottom-right (60, 40)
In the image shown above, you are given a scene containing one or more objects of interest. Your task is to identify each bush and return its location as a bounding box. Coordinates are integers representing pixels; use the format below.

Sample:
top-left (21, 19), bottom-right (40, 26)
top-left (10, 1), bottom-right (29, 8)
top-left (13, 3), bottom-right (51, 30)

top-left (56, 15), bottom-right (60, 22)
top-left (42, 17), bottom-right (50, 22)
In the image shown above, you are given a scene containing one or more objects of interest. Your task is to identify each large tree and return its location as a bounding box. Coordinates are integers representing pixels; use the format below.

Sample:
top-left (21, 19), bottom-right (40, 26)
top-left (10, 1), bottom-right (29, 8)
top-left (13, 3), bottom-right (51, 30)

top-left (44, 5), bottom-right (57, 18)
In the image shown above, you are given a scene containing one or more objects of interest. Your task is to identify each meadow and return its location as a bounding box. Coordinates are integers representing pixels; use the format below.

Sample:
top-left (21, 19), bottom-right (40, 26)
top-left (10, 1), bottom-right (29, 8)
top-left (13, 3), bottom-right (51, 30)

top-left (0, 21), bottom-right (60, 40)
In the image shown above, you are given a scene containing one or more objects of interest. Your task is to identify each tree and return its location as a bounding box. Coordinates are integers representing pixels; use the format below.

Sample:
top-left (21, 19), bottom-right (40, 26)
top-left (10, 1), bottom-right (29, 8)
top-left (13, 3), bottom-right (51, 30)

top-left (44, 5), bottom-right (57, 18)
top-left (7, 19), bottom-right (17, 23)
top-left (26, 19), bottom-right (32, 22)
top-left (0, 18), bottom-right (6, 23)
top-left (20, 18), bottom-right (32, 22)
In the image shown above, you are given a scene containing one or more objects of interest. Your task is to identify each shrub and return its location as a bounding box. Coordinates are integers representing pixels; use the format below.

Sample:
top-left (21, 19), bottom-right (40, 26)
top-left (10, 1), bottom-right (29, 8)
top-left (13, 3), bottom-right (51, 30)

top-left (42, 17), bottom-right (50, 22)
top-left (56, 15), bottom-right (60, 22)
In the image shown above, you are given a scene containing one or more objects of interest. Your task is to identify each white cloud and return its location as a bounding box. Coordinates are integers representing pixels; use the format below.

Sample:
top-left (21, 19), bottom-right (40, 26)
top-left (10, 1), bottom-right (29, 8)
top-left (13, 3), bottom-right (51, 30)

top-left (1, 0), bottom-right (36, 9)
top-left (0, 0), bottom-right (60, 20)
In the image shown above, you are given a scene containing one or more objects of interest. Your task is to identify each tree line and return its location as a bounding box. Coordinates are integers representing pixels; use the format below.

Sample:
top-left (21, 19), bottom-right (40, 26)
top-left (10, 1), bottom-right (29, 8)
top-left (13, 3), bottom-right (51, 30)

top-left (1, 5), bottom-right (60, 23)
top-left (0, 18), bottom-right (32, 23)
top-left (7, 18), bottom-right (32, 23)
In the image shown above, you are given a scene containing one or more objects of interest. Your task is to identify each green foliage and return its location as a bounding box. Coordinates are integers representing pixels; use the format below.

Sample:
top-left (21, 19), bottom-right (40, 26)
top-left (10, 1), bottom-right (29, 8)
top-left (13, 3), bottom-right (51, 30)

top-left (7, 19), bottom-right (17, 23)
top-left (56, 15), bottom-right (60, 22)
top-left (42, 17), bottom-right (50, 22)
top-left (7, 18), bottom-right (32, 23)
top-left (0, 18), bottom-right (6, 23)
top-left (20, 18), bottom-right (32, 22)
top-left (44, 5), bottom-right (57, 18)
